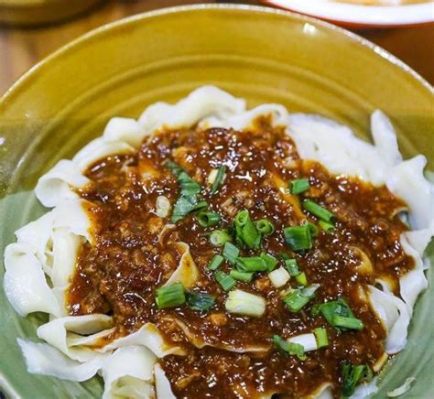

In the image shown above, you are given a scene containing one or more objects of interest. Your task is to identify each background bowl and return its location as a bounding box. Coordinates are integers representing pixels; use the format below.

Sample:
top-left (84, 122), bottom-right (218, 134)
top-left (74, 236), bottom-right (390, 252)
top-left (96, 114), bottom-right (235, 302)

top-left (0, 4), bottom-right (433, 398)
top-left (263, 0), bottom-right (434, 28)
top-left (0, 0), bottom-right (103, 26)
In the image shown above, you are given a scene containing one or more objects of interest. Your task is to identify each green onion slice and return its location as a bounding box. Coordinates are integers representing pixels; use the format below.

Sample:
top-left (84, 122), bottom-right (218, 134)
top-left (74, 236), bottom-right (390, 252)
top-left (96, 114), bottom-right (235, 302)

top-left (303, 199), bottom-right (335, 223)
top-left (313, 327), bottom-right (329, 348)
top-left (208, 254), bottom-right (224, 271)
top-left (283, 258), bottom-right (300, 276)
top-left (260, 252), bottom-right (278, 271)
top-left (234, 209), bottom-right (261, 249)
top-left (225, 289), bottom-right (266, 317)
top-left (155, 282), bottom-right (186, 309)
top-left (319, 220), bottom-right (335, 233)
top-left (341, 363), bottom-right (372, 397)
top-left (223, 242), bottom-right (240, 264)
top-left (283, 225), bottom-right (313, 252)
top-left (312, 298), bottom-right (364, 331)
top-left (186, 292), bottom-right (215, 312)
top-left (273, 335), bottom-right (306, 360)
top-left (255, 219), bottom-right (275, 236)
top-left (210, 165), bottom-right (226, 194)
top-left (236, 256), bottom-right (268, 272)
top-left (283, 284), bottom-right (319, 312)
top-left (290, 178), bottom-right (310, 195)
top-left (229, 270), bottom-right (254, 282)
top-left (196, 210), bottom-right (221, 227)
top-left (209, 230), bottom-right (231, 247)
top-left (295, 271), bottom-right (308, 286)
top-left (215, 271), bottom-right (236, 291)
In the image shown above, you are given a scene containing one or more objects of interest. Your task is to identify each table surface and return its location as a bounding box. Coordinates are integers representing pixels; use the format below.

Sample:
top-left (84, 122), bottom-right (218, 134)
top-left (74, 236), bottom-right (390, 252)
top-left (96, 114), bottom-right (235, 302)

top-left (0, 0), bottom-right (433, 96)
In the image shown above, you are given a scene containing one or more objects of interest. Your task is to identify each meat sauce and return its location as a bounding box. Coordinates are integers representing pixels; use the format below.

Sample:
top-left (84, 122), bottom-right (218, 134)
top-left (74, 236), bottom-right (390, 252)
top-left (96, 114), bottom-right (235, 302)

top-left (67, 121), bottom-right (413, 398)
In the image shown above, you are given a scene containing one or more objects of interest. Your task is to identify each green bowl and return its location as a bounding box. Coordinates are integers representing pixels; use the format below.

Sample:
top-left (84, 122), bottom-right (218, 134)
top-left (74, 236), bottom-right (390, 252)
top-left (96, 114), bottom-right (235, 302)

top-left (0, 4), bottom-right (432, 398)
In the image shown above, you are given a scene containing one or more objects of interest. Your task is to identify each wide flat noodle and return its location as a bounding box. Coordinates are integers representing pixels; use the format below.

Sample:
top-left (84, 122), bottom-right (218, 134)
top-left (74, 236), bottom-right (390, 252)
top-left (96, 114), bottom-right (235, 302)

top-left (17, 339), bottom-right (105, 382)
top-left (138, 86), bottom-right (245, 133)
top-left (3, 243), bottom-right (62, 317)
top-left (37, 315), bottom-right (114, 362)
top-left (154, 364), bottom-right (176, 399)
top-left (100, 346), bottom-right (156, 399)
top-left (103, 117), bottom-right (145, 148)
top-left (163, 242), bottom-right (199, 289)
top-left (100, 323), bottom-right (185, 358)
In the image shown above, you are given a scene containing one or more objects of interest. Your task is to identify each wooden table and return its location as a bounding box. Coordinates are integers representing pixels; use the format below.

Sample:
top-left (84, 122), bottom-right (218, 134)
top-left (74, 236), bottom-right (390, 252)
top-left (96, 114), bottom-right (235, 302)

top-left (1, 0), bottom-right (433, 96)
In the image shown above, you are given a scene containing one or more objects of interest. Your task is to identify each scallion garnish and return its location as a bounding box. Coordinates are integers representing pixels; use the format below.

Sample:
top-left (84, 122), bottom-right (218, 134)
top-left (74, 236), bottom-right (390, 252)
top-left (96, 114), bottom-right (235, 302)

top-left (225, 289), bottom-right (266, 317)
top-left (208, 254), bottom-right (224, 271)
top-left (268, 267), bottom-right (290, 288)
top-left (341, 363), bottom-right (372, 398)
top-left (312, 298), bottom-right (364, 331)
top-left (290, 178), bottom-right (310, 195)
top-left (305, 222), bottom-right (319, 238)
top-left (186, 292), bottom-right (215, 312)
top-left (260, 252), bottom-right (278, 271)
top-left (236, 256), bottom-right (268, 272)
top-left (319, 220), bottom-right (335, 233)
top-left (229, 270), bottom-right (254, 283)
top-left (234, 209), bottom-right (261, 249)
top-left (313, 327), bottom-right (329, 348)
top-left (215, 271), bottom-right (236, 291)
top-left (295, 271), bottom-right (308, 286)
top-left (165, 160), bottom-right (207, 223)
top-left (283, 258), bottom-right (300, 276)
top-left (223, 242), bottom-right (240, 265)
top-left (210, 165), bottom-right (226, 194)
top-left (209, 230), bottom-right (231, 247)
top-left (273, 335), bottom-right (306, 360)
top-left (283, 225), bottom-right (313, 251)
top-left (283, 284), bottom-right (319, 312)
top-left (155, 282), bottom-right (186, 309)
top-left (196, 210), bottom-right (221, 227)
top-left (303, 199), bottom-right (335, 223)
top-left (255, 219), bottom-right (275, 236)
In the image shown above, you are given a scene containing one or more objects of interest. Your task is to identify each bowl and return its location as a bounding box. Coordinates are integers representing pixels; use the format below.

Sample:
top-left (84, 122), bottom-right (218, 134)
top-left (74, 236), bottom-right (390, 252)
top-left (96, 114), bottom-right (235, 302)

top-left (0, 0), bottom-right (103, 26)
top-left (263, 0), bottom-right (434, 28)
top-left (0, 4), bottom-right (433, 398)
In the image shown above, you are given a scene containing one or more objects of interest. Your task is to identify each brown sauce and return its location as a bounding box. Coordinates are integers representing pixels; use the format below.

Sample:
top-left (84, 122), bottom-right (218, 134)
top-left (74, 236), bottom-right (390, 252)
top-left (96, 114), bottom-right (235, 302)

top-left (67, 122), bottom-right (413, 398)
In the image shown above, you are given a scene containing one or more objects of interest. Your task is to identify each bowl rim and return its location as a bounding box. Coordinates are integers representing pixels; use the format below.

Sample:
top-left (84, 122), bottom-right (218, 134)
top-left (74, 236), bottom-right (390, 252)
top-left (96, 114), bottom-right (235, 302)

top-left (0, 3), bottom-right (433, 398)
top-left (263, 0), bottom-right (434, 27)
top-left (1, 3), bottom-right (432, 108)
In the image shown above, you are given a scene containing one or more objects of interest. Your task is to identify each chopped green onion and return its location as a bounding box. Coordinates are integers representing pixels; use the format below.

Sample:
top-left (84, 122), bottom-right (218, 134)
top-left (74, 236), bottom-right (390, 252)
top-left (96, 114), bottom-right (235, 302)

top-left (319, 220), bottom-right (335, 233)
top-left (236, 256), bottom-right (268, 272)
top-left (210, 165), bottom-right (226, 194)
top-left (225, 289), bottom-right (266, 317)
top-left (255, 219), bottom-right (275, 236)
top-left (186, 292), bottom-right (215, 312)
top-left (273, 335), bottom-right (306, 360)
top-left (268, 267), bottom-right (290, 288)
top-left (313, 298), bottom-right (364, 331)
top-left (215, 271), bottom-right (236, 291)
top-left (295, 271), bottom-right (308, 286)
top-left (223, 242), bottom-right (240, 264)
top-left (209, 230), bottom-right (231, 246)
top-left (290, 178), bottom-right (310, 195)
top-left (283, 225), bottom-right (313, 251)
top-left (196, 210), bottom-right (221, 227)
top-left (165, 160), bottom-right (207, 223)
top-left (284, 258), bottom-right (300, 276)
top-left (155, 283), bottom-right (186, 309)
top-left (313, 327), bottom-right (329, 348)
top-left (303, 199), bottom-right (335, 223)
top-left (234, 209), bottom-right (261, 249)
top-left (260, 252), bottom-right (278, 271)
top-left (208, 254), bottom-right (224, 271)
top-left (229, 270), bottom-right (254, 282)
top-left (305, 222), bottom-right (319, 238)
top-left (341, 363), bottom-right (372, 397)
top-left (283, 284), bottom-right (319, 312)
top-left (332, 315), bottom-right (364, 331)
